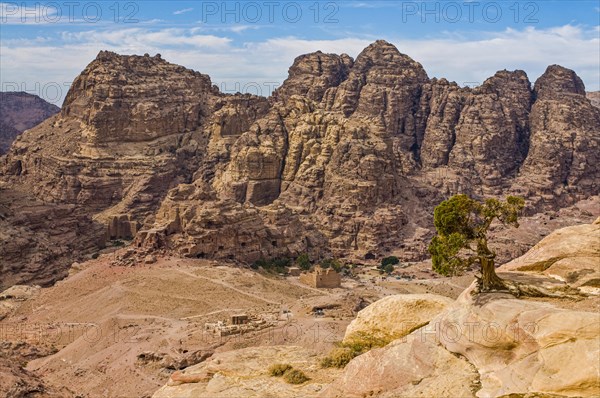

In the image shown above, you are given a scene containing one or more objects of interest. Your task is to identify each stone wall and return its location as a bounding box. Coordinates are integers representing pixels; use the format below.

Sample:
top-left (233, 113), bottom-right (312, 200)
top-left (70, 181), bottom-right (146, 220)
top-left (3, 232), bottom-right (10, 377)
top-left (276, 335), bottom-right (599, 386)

top-left (300, 267), bottom-right (341, 288)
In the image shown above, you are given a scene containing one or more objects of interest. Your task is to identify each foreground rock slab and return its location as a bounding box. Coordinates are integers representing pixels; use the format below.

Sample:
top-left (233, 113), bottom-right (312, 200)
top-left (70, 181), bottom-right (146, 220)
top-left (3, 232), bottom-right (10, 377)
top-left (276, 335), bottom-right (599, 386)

top-left (437, 283), bottom-right (600, 397)
top-left (343, 293), bottom-right (453, 342)
top-left (320, 334), bottom-right (479, 398)
top-left (153, 345), bottom-right (342, 398)
top-left (500, 217), bottom-right (600, 292)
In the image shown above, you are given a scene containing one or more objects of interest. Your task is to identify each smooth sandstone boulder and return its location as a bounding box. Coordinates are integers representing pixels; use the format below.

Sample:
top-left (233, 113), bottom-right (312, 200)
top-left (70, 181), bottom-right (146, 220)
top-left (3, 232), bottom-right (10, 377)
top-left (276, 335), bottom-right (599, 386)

top-left (436, 283), bottom-right (600, 397)
top-left (343, 293), bottom-right (453, 342)
top-left (320, 333), bottom-right (479, 398)
top-left (500, 219), bottom-right (600, 291)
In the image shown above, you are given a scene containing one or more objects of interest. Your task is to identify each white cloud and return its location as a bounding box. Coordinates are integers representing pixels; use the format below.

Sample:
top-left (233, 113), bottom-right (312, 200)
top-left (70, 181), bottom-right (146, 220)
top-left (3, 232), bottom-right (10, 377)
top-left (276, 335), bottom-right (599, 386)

top-left (1, 24), bottom-right (598, 106)
top-left (59, 28), bottom-right (232, 49)
top-left (173, 8), bottom-right (193, 15)
top-left (390, 25), bottom-right (599, 89)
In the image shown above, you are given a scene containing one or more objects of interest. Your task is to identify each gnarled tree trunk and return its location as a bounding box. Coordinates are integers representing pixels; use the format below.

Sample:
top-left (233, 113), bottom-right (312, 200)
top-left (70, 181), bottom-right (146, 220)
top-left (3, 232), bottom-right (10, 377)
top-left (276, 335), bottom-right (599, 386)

top-left (477, 239), bottom-right (506, 291)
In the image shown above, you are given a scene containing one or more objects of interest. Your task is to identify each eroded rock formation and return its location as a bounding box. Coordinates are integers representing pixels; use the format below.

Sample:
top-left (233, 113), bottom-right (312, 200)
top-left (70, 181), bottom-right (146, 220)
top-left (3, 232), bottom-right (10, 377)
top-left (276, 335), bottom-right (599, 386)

top-left (0, 92), bottom-right (59, 155)
top-left (2, 41), bottom-right (599, 286)
top-left (140, 41), bottom-right (599, 264)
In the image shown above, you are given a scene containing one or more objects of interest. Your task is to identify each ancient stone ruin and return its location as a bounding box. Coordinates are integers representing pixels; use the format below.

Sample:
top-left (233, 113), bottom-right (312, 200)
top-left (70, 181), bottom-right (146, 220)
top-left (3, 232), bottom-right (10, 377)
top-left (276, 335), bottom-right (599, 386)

top-left (300, 267), bottom-right (342, 288)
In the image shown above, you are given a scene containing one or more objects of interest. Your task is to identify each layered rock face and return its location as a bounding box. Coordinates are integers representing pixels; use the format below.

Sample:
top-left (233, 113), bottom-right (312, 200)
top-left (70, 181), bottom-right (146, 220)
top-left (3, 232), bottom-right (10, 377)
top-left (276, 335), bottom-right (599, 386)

top-left (3, 52), bottom-right (269, 218)
top-left (142, 41), bottom-right (599, 263)
top-left (342, 294), bottom-right (453, 342)
top-left (2, 42), bottom-right (600, 286)
top-left (0, 92), bottom-right (59, 154)
top-left (0, 184), bottom-right (104, 291)
top-left (0, 51), bottom-right (268, 286)
top-left (322, 284), bottom-right (600, 398)
top-left (588, 91), bottom-right (600, 108)
top-left (62, 51), bottom-right (215, 146)
top-left (500, 216), bottom-right (600, 292)
top-left (515, 66), bottom-right (600, 204)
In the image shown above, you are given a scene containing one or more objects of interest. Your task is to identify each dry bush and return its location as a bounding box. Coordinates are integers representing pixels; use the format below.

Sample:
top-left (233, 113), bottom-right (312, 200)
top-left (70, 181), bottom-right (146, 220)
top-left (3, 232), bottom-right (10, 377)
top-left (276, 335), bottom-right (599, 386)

top-left (283, 368), bottom-right (310, 384)
top-left (268, 363), bottom-right (293, 377)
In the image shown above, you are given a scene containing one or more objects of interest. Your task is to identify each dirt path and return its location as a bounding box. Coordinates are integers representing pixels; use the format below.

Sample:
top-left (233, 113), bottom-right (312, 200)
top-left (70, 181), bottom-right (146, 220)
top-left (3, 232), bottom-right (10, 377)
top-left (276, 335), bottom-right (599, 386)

top-left (286, 278), bottom-right (335, 296)
top-left (172, 268), bottom-right (281, 305)
top-left (181, 308), bottom-right (244, 321)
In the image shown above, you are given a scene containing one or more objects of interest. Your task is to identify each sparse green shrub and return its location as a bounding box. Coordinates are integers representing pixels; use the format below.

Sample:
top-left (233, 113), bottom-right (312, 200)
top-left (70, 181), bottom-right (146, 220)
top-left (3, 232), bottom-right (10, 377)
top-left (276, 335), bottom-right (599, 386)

top-left (381, 256), bottom-right (400, 268)
top-left (383, 263), bottom-right (395, 274)
top-left (252, 257), bottom-right (290, 274)
top-left (91, 253), bottom-right (100, 259)
top-left (320, 347), bottom-right (356, 368)
top-left (343, 331), bottom-right (394, 352)
top-left (282, 368), bottom-right (310, 384)
top-left (321, 258), bottom-right (343, 272)
top-left (269, 363), bottom-right (293, 377)
top-left (112, 240), bottom-right (125, 247)
top-left (296, 253), bottom-right (311, 270)
top-left (272, 257), bottom-right (291, 269)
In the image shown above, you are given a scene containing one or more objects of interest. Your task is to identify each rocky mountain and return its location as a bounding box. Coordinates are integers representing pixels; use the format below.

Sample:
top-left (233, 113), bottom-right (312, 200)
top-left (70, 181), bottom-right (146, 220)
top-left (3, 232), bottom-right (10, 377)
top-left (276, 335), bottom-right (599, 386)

top-left (1, 41), bottom-right (599, 288)
top-left (587, 91), bottom-right (600, 108)
top-left (0, 92), bottom-right (59, 155)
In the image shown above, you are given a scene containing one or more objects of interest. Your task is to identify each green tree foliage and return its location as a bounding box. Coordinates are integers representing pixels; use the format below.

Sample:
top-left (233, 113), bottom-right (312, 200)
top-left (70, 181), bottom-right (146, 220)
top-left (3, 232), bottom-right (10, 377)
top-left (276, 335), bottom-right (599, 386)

top-left (321, 258), bottom-right (343, 272)
top-left (296, 253), bottom-right (311, 270)
top-left (428, 194), bottom-right (525, 291)
top-left (383, 263), bottom-right (395, 274)
top-left (381, 256), bottom-right (400, 267)
top-left (379, 256), bottom-right (400, 274)
top-left (251, 257), bottom-right (291, 273)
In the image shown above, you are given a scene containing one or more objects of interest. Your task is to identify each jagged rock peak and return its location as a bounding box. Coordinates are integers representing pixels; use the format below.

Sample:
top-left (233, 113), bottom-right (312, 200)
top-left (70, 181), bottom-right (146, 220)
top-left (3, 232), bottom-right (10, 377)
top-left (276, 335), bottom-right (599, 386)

top-left (63, 50), bottom-right (217, 110)
top-left (274, 50), bottom-right (354, 103)
top-left (327, 40), bottom-right (429, 118)
top-left (478, 69), bottom-right (531, 92)
top-left (61, 50), bottom-right (218, 143)
top-left (95, 50), bottom-right (166, 63)
top-left (353, 40), bottom-right (428, 77)
top-left (534, 64), bottom-right (586, 100)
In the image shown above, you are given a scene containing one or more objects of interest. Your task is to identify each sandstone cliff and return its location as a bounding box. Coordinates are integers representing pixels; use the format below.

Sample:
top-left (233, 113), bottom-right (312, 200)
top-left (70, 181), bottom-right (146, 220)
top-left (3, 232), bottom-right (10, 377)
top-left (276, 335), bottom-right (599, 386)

top-left (1, 52), bottom-right (268, 286)
top-left (2, 41), bottom-right (599, 286)
top-left (0, 92), bottom-right (59, 154)
top-left (321, 282), bottom-right (599, 398)
top-left (139, 41), bottom-right (599, 264)
top-left (500, 216), bottom-right (600, 292)
top-left (588, 91), bottom-right (600, 108)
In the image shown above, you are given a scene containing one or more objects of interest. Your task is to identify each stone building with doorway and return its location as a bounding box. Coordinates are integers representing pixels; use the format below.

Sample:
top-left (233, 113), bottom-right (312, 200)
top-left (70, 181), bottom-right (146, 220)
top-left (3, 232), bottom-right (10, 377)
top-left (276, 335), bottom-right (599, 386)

top-left (299, 266), bottom-right (341, 288)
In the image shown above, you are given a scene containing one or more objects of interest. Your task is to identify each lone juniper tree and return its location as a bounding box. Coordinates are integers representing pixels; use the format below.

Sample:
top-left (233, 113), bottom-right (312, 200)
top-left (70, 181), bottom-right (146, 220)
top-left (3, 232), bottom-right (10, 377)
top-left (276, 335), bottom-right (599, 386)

top-left (428, 194), bottom-right (525, 292)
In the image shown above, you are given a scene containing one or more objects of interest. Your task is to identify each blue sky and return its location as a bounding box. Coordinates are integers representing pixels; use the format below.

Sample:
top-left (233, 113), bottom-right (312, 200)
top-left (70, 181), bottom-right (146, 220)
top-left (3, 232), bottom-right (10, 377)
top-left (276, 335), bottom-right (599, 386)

top-left (1, 1), bottom-right (599, 104)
